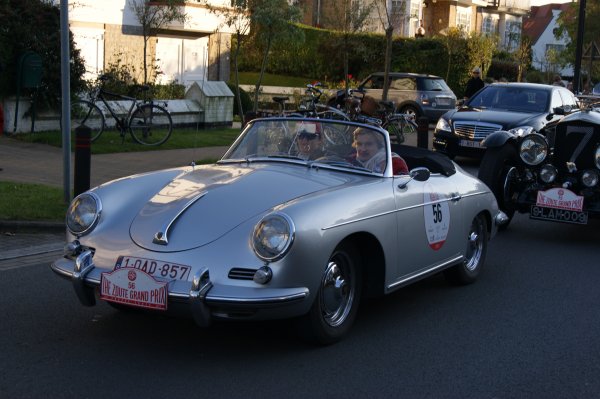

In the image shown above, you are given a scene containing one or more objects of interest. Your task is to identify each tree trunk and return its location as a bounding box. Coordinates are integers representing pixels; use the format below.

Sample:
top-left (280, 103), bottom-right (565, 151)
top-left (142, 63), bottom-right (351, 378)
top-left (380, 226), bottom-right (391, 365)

top-left (382, 27), bottom-right (393, 102)
top-left (143, 36), bottom-right (149, 85)
top-left (233, 33), bottom-right (244, 125)
top-left (254, 33), bottom-right (273, 113)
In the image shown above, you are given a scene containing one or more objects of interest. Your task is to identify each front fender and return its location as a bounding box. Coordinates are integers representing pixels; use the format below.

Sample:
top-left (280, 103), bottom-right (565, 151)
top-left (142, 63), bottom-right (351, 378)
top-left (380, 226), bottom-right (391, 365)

top-left (482, 130), bottom-right (516, 148)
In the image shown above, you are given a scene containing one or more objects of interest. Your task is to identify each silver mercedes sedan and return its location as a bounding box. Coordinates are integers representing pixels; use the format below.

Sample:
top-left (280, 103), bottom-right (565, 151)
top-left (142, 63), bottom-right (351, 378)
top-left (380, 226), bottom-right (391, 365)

top-left (52, 118), bottom-right (506, 344)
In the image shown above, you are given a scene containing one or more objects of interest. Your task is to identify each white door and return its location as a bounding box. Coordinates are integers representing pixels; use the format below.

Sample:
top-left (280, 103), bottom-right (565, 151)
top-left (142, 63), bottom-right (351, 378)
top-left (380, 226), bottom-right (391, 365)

top-left (71, 27), bottom-right (104, 81)
top-left (155, 36), bottom-right (208, 87)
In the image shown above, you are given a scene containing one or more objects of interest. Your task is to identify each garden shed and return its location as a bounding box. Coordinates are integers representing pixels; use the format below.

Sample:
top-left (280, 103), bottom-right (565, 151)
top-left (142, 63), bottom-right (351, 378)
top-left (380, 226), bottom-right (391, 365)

top-left (185, 81), bottom-right (234, 127)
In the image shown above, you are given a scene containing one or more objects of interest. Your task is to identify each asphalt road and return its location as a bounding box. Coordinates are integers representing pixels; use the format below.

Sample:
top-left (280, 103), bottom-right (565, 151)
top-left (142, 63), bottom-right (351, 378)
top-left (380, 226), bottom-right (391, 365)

top-left (2, 208), bottom-right (600, 398)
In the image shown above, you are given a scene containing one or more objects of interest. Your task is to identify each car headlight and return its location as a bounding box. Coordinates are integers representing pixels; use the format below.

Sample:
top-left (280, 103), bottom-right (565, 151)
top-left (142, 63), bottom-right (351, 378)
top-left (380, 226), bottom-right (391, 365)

top-left (66, 192), bottom-right (102, 236)
top-left (252, 213), bottom-right (295, 262)
top-left (435, 118), bottom-right (451, 131)
top-left (508, 126), bottom-right (534, 137)
top-left (595, 146), bottom-right (600, 169)
top-left (519, 133), bottom-right (548, 166)
top-left (539, 164), bottom-right (558, 183)
top-left (581, 170), bottom-right (599, 187)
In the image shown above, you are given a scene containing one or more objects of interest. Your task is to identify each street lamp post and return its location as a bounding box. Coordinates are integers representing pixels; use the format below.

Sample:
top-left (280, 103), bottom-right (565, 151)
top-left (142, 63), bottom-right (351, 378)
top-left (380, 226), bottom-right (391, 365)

top-left (573, 0), bottom-right (586, 94)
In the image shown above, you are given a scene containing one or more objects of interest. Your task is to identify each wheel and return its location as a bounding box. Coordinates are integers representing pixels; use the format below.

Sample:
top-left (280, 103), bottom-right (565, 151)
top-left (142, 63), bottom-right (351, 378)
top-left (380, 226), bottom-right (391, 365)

top-left (129, 104), bottom-right (173, 146)
top-left (69, 100), bottom-right (105, 142)
top-left (444, 213), bottom-right (488, 285)
top-left (478, 144), bottom-right (518, 230)
top-left (399, 105), bottom-right (419, 119)
top-left (297, 243), bottom-right (362, 345)
top-left (384, 116), bottom-right (417, 144)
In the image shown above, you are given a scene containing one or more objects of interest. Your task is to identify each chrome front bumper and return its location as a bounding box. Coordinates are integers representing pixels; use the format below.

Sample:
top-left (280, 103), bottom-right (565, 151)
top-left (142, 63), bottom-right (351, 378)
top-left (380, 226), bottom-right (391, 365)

top-left (51, 252), bottom-right (310, 326)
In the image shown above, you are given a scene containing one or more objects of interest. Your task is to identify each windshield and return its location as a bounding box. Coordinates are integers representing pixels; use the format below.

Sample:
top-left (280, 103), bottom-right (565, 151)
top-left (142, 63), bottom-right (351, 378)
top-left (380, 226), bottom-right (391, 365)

top-left (468, 86), bottom-right (549, 113)
top-left (222, 118), bottom-right (390, 175)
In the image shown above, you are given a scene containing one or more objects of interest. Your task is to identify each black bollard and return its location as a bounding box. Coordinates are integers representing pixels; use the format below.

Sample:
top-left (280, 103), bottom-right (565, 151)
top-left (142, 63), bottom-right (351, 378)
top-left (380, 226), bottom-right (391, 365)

top-left (417, 116), bottom-right (429, 149)
top-left (74, 124), bottom-right (91, 197)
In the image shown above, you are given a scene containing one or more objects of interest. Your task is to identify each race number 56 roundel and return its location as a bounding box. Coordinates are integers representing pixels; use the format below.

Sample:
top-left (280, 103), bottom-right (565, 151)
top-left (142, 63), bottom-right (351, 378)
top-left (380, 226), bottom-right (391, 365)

top-left (423, 185), bottom-right (450, 250)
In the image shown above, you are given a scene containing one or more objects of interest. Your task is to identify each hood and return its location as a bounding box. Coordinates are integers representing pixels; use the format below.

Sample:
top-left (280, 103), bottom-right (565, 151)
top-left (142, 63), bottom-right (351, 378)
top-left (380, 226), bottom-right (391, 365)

top-left (447, 107), bottom-right (546, 129)
top-left (129, 163), bottom-right (347, 252)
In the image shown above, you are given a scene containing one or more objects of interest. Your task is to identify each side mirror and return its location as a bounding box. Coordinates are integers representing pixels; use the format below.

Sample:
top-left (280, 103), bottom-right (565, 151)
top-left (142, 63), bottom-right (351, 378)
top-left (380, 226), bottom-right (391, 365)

top-left (411, 167), bottom-right (431, 182)
top-left (397, 167), bottom-right (431, 189)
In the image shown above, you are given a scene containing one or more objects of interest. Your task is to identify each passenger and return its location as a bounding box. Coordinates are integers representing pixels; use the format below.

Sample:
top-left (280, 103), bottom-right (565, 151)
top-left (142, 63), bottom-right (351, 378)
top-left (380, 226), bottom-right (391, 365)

top-left (351, 127), bottom-right (408, 174)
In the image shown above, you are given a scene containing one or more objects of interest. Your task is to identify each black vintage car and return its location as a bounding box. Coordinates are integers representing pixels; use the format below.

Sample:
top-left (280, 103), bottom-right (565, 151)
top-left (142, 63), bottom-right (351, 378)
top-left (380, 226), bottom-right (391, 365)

top-left (477, 103), bottom-right (600, 228)
top-left (433, 83), bottom-right (579, 159)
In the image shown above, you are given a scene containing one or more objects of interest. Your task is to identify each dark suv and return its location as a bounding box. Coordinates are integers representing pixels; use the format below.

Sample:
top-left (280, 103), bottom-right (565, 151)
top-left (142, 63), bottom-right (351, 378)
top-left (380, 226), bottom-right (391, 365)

top-left (356, 72), bottom-right (457, 121)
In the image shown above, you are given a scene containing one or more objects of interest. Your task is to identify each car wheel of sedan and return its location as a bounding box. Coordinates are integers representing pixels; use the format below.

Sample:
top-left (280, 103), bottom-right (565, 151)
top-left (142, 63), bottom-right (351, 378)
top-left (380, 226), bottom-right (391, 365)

top-left (444, 214), bottom-right (488, 285)
top-left (400, 105), bottom-right (419, 118)
top-left (478, 144), bottom-right (518, 230)
top-left (298, 244), bottom-right (362, 345)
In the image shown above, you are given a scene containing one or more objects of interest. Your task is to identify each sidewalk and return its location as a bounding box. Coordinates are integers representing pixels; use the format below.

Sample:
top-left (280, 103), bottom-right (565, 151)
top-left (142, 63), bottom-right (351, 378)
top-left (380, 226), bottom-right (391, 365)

top-left (0, 131), bottom-right (233, 267)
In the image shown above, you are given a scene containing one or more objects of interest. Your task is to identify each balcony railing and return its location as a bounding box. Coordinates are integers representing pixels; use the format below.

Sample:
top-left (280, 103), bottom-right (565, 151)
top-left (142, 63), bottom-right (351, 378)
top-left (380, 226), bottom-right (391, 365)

top-left (487, 0), bottom-right (530, 10)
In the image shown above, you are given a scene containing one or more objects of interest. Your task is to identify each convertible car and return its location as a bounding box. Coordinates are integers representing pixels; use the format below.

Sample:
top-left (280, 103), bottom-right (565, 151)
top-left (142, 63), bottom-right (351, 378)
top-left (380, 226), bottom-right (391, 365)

top-left (52, 118), bottom-right (506, 344)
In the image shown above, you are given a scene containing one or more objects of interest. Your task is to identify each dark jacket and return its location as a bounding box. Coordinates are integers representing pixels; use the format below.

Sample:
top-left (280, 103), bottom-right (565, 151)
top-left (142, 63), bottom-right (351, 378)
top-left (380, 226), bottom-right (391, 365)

top-left (464, 77), bottom-right (484, 99)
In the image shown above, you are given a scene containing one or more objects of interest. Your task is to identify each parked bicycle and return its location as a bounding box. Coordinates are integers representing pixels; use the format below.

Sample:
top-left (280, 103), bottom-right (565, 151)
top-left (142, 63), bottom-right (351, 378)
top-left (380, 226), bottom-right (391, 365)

top-left (69, 74), bottom-right (173, 145)
top-left (343, 89), bottom-right (417, 144)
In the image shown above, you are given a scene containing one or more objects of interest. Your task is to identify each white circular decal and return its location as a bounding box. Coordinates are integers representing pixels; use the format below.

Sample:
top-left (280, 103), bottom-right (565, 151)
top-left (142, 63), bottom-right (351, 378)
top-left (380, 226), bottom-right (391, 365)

top-left (423, 186), bottom-right (450, 250)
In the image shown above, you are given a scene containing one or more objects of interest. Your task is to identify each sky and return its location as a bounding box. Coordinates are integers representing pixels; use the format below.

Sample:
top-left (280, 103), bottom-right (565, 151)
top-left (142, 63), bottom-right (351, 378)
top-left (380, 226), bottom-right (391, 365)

top-left (530, 0), bottom-right (572, 6)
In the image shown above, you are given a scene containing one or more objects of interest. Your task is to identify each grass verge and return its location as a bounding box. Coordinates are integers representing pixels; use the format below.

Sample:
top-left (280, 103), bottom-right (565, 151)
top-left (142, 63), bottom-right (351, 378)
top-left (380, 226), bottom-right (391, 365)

top-left (13, 127), bottom-right (240, 155)
top-left (0, 181), bottom-right (67, 222)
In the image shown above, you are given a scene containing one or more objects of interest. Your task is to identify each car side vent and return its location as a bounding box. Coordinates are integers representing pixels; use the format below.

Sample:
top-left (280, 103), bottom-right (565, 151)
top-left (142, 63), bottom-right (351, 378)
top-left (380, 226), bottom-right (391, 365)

top-left (228, 268), bottom-right (258, 280)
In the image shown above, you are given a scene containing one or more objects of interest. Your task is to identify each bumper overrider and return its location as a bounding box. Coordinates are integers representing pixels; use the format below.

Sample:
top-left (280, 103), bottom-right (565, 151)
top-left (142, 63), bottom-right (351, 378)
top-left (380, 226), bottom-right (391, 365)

top-left (51, 247), bottom-right (310, 326)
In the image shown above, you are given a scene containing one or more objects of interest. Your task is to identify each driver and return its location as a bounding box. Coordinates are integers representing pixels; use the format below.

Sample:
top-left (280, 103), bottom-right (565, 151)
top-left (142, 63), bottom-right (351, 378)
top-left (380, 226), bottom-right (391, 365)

top-left (294, 127), bottom-right (324, 160)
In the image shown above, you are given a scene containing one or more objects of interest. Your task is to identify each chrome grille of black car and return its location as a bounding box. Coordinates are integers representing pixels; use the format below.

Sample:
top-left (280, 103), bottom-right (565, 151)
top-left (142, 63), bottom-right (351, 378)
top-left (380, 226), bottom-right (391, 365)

top-left (454, 121), bottom-right (503, 140)
top-left (228, 268), bottom-right (257, 280)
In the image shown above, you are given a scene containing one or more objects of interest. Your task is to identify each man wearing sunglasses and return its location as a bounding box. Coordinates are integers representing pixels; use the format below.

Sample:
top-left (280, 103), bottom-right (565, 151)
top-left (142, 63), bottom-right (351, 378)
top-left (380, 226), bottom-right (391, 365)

top-left (295, 130), bottom-right (325, 160)
top-left (464, 67), bottom-right (484, 101)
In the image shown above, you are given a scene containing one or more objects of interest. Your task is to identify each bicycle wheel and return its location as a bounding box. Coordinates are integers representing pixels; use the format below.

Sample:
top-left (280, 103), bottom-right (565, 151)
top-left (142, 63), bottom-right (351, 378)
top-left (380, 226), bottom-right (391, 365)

top-left (384, 116), bottom-right (417, 145)
top-left (128, 104), bottom-right (173, 146)
top-left (70, 100), bottom-right (105, 142)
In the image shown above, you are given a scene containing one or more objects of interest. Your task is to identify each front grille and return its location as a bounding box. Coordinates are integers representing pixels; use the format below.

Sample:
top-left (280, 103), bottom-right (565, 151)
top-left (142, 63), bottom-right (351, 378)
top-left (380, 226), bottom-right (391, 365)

top-left (454, 121), bottom-right (502, 141)
top-left (228, 268), bottom-right (257, 280)
top-left (554, 123), bottom-right (600, 172)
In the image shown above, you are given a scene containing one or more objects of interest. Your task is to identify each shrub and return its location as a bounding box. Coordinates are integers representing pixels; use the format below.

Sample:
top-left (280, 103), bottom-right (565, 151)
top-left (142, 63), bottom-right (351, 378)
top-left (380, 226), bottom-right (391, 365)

top-left (0, 0), bottom-right (87, 108)
top-left (227, 82), bottom-right (254, 116)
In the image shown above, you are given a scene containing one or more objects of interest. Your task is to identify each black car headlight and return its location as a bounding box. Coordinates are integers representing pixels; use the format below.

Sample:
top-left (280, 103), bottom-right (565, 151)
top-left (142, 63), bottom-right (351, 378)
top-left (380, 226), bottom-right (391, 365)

top-left (539, 164), bottom-right (558, 183)
top-left (252, 213), bottom-right (295, 262)
top-left (66, 192), bottom-right (102, 236)
top-left (595, 145), bottom-right (600, 169)
top-left (435, 118), bottom-right (451, 132)
top-left (508, 126), bottom-right (534, 137)
top-left (519, 134), bottom-right (548, 166)
top-left (581, 170), bottom-right (599, 188)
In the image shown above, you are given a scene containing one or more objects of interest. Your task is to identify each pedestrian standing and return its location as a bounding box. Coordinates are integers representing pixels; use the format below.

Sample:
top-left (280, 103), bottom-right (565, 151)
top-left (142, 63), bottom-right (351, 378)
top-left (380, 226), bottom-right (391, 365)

top-left (464, 67), bottom-right (485, 101)
top-left (553, 75), bottom-right (565, 87)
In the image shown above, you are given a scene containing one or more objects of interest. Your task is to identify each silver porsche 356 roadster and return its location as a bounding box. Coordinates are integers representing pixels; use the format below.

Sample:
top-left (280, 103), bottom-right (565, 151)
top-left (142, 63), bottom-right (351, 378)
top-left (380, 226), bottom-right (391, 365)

top-left (52, 118), bottom-right (506, 344)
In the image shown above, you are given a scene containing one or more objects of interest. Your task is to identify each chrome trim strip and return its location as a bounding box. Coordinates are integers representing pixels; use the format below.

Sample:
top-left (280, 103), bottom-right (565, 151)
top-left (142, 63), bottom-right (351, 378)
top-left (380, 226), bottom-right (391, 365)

top-left (153, 191), bottom-right (207, 245)
top-left (387, 255), bottom-right (463, 290)
top-left (322, 191), bottom-right (488, 230)
top-left (205, 291), bottom-right (309, 305)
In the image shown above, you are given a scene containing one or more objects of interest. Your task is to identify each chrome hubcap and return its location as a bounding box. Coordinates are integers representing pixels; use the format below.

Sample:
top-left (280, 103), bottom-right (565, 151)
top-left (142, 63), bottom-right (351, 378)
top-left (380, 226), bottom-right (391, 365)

top-left (465, 219), bottom-right (483, 271)
top-left (320, 258), bottom-right (354, 327)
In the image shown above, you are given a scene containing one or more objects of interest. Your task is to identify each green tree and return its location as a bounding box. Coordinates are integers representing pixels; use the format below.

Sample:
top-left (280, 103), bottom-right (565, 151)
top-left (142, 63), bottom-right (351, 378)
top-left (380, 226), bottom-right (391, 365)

top-left (513, 35), bottom-right (532, 82)
top-left (0, 0), bottom-right (86, 106)
top-left (555, 1), bottom-right (600, 82)
top-left (129, 0), bottom-right (188, 84)
top-left (467, 32), bottom-right (498, 77)
top-left (322, 0), bottom-right (372, 90)
top-left (202, 0), bottom-right (252, 122)
top-left (249, 0), bottom-right (303, 111)
top-left (372, 0), bottom-right (409, 101)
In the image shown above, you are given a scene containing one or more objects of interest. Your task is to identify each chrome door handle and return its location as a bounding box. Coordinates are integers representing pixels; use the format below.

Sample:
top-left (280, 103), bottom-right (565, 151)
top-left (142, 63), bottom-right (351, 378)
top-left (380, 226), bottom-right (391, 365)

top-left (450, 193), bottom-right (462, 202)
